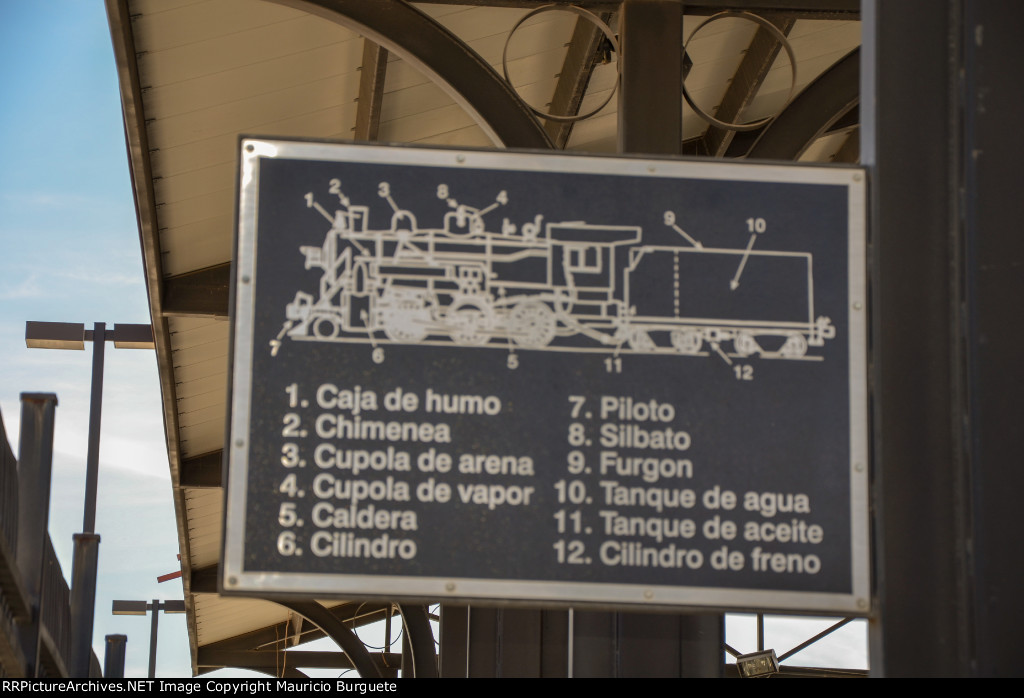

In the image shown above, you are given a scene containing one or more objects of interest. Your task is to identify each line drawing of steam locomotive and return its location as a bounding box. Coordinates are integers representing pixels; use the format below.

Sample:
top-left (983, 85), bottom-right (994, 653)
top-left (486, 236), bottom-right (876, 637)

top-left (274, 185), bottom-right (835, 361)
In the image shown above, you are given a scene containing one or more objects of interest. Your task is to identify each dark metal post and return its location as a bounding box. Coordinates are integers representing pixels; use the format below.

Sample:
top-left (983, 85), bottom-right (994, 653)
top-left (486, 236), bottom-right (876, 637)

top-left (862, 0), bottom-right (966, 676)
top-left (104, 634), bottom-right (127, 678)
top-left (148, 600), bottom-right (160, 678)
top-left (606, 0), bottom-right (722, 678)
top-left (83, 322), bottom-right (105, 532)
top-left (70, 533), bottom-right (101, 676)
top-left (958, 0), bottom-right (1024, 675)
top-left (618, 0), bottom-right (683, 155)
top-left (69, 322), bottom-right (106, 677)
top-left (15, 393), bottom-right (58, 678)
top-left (864, 0), bottom-right (1024, 676)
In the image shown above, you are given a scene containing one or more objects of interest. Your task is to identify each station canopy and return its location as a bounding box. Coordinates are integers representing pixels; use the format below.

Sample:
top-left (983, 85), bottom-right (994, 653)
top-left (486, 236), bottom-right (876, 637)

top-left (106, 0), bottom-right (861, 676)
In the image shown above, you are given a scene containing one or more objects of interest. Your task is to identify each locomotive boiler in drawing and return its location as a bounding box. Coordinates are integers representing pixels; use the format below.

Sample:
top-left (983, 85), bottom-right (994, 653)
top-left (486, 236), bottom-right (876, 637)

top-left (277, 187), bottom-right (835, 361)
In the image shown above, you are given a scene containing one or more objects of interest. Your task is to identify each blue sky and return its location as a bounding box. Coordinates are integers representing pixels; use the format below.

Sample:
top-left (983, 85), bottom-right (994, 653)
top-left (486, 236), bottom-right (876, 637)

top-left (0, 1), bottom-right (866, 677)
top-left (0, 1), bottom-right (190, 677)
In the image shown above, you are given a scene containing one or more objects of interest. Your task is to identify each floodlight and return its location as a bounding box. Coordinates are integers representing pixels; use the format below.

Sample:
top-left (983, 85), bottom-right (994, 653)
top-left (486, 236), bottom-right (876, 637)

top-left (736, 649), bottom-right (780, 678)
top-left (25, 321), bottom-right (86, 350)
top-left (111, 600), bottom-right (149, 616)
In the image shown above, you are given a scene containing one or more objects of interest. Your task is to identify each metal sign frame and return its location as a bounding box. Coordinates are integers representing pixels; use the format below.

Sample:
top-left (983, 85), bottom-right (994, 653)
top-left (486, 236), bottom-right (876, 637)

top-left (223, 137), bottom-right (868, 614)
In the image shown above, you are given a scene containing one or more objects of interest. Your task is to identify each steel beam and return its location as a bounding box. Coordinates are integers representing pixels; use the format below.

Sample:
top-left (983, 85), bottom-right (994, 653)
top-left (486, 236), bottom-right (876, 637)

top-left (188, 564), bottom-right (219, 594)
top-left (437, 606), bottom-right (468, 676)
top-left (618, 1), bottom-right (683, 155)
top-left (398, 605), bottom-right (438, 678)
top-left (608, 1), bottom-right (724, 677)
top-left (415, 2), bottom-right (858, 18)
top-left (354, 41), bottom-right (388, 142)
top-left (162, 265), bottom-right (231, 318)
top-left (278, 601), bottom-right (383, 678)
top-left (959, 0), bottom-right (1024, 676)
top-left (863, 0), bottom-right (965, 676)
top-left (865, 0), bottom-right (963, 676)
top-left (179, 451), bottom-right (223, 489)
top-left (544, 11), bottom-right (615, 148)
top-left (865, 0), bottom-right (1024, 677)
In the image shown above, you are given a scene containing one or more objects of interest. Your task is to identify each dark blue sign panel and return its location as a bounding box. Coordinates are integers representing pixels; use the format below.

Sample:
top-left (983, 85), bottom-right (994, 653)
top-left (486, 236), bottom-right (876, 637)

top-left (224, 139), bottom-right (868, 613)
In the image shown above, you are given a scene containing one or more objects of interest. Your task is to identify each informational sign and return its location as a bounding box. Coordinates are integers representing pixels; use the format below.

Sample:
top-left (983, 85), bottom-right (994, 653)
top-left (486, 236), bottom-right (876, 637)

top-left (223, 138), bottom-right (868, 613)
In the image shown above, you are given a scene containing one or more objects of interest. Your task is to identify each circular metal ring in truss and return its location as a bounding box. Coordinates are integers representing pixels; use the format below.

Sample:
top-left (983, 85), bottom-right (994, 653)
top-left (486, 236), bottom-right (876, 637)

top-left (502, 4), bottom-right (621, 123)
top-left (682, 11), bottom-right (798, 132)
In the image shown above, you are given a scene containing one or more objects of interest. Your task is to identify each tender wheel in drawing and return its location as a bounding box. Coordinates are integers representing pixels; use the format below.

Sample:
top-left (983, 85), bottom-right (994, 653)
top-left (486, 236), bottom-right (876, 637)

top-left (670, 328), bottom-right (703, 354)
top-left (508, 301), bottom-right (556, 348)
top-left (628, 329), bottom-right (656, 353)
top-left (779, 332), bottom-right (809, 358)
top-left (733, 331), bottom-right (759, 357)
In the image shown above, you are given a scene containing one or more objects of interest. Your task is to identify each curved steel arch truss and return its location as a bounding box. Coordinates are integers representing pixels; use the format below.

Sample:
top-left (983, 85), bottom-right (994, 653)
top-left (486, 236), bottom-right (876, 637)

top-left (748, 47), bottom-right (860, 161)
top-left (268, 0), bottom-right (554, 149)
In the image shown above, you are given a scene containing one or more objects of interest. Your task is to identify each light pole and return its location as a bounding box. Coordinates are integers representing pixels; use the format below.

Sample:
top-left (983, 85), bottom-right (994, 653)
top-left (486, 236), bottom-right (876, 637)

top-left (112, 600), bottom-right (186, 678)
top-left (25, 321), bottom-right (155, 677)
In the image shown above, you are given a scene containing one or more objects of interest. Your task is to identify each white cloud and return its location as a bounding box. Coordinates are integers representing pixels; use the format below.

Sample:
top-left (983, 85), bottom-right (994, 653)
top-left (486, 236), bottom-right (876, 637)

top-left (0, 273), bottom-right (44, 299)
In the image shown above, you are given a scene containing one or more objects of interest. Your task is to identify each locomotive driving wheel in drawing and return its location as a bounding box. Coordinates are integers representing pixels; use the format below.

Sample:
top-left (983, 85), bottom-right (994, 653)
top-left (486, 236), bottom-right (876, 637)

top-left (377, 288), bottom-right (430, 343)
top-left (447, 298), bottom-right (493, 346)
top-left (508, 300), bottom-right (556, 348)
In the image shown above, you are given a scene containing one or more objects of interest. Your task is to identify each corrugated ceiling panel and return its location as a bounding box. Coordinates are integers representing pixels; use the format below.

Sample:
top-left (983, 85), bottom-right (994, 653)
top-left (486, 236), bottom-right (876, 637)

top-left (380, 103), bottom-right (476, 143)
top-left (150, 75), bottom-right (361, 149)
top-left (143, 40), bottom-right (363, 121)
top-left (173, 359), bottom-right (227, 403)
top-left (184, 488), bottom-right (223, 568)
top-left (564, 62), bottom-right (620, 153)
top-left (154, 162), bottom-right (234, 210)
top-left (158, 218), bottom-right (235, 277)
top-left (133, 8), bottom-right (345, 85)
top-left (151, 101), bottom-right (358, 182)
top-left (179, 424), bottom-right (224, 462)
top-left (176, 382), bottom-right (228, 419)
top-left (194, 595), bottom-right (290, 646)
top-left (566, 110), bottom-right (619, 153)
top-left (132, 0), bottom-right (304, 52)
top-left (169, 316), bottom-right (229, 351)
top-left (413, 125), bottom-right (492, 148)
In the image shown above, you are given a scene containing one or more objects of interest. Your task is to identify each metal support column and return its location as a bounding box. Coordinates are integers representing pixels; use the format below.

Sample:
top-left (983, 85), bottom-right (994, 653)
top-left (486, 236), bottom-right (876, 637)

top-left (104, 635), bottom-right (126, 678)
top-left (15, 393), bottom-right (58, 678)
top-left (608, 0), bottom-right (722, 678)
top-left (441, 2), bottom-right (723, 677)
top-left (864, 0), bottom-right (1024, 676)
top-left (70, 322), bottom-right (106, 677)
top-left (147, 600), bottom-right (160, 678)
top-left (958, 0), bottom-right (1024, 675)
top-left (618, 0), bottom-right (683, 155)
